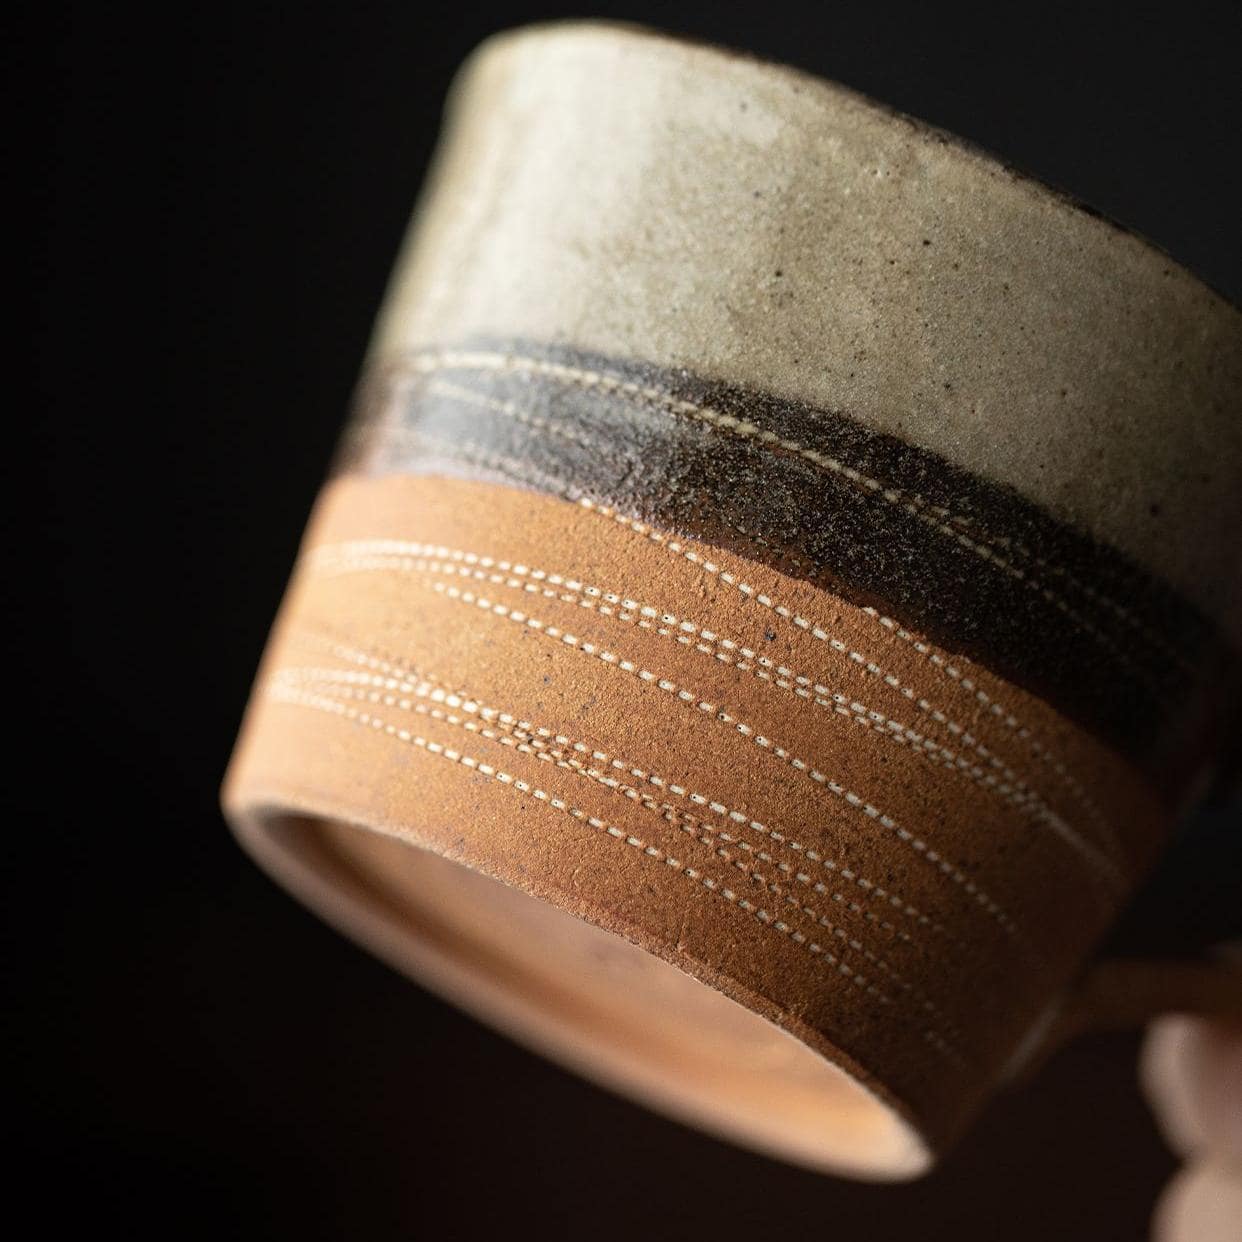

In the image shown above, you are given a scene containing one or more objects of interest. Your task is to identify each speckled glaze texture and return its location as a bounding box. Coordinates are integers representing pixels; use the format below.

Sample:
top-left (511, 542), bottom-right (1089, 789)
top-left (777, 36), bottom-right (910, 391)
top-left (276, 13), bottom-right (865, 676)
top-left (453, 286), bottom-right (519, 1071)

top-left (342, 340), bottom-right (1226, 769)
top-left (373, 23), bottom-right (1242, 644)
top-left (223, 22), bottom-right (1242, 1178)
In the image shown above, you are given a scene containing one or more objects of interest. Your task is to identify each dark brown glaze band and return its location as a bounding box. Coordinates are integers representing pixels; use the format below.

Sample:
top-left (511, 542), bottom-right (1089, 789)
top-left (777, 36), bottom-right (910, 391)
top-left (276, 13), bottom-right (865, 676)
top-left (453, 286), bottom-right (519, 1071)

top-left (337, 338), bottom-right (1233, 773)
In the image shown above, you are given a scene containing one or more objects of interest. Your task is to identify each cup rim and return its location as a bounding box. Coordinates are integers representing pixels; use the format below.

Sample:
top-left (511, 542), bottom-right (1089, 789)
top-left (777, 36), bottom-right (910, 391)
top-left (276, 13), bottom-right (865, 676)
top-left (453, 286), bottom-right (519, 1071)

top-left (461, 18), bottom-right (1239, 317)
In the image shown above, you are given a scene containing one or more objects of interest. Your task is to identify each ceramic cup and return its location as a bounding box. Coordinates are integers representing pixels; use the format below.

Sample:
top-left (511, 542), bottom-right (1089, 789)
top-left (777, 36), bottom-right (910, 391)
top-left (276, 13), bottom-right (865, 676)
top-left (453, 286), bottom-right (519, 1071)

top-left (223, 22), bottom-right (1242, 1178)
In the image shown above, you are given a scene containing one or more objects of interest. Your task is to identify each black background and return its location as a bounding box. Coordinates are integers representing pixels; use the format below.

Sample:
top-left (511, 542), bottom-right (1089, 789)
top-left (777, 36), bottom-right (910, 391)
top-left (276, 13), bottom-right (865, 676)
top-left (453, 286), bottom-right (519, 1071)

top-left (20, 4), bottom-right (1242, 1239)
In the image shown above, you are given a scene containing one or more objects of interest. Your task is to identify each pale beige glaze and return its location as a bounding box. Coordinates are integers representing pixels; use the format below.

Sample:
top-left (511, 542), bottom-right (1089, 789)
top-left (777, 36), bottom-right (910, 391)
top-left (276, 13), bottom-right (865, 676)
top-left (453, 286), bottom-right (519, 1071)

top-left (374, 20), bottom-right (1242, 641)
top-left (226, 22), bottom-right (1242, 1180)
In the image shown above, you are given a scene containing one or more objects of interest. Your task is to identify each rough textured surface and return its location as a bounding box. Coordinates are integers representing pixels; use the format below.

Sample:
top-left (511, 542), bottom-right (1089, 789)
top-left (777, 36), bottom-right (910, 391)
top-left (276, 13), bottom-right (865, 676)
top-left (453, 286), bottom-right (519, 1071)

top-left (225, 472), bottom-right (1170, 1171)
top-left (372, 21), bottom-right (1242, 642)
top-left (343, 339), bottom-right (1231, 766)
top-left (223, 22), bottom-right (1242, 1181)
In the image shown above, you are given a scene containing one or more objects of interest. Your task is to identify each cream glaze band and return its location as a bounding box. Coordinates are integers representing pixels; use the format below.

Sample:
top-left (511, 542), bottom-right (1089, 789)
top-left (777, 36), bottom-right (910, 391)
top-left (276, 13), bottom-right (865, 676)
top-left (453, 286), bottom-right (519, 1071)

top-left (373, 22), bottom-right (1242, 645)
top-left (223, 22), bottom-right (1241, 1179)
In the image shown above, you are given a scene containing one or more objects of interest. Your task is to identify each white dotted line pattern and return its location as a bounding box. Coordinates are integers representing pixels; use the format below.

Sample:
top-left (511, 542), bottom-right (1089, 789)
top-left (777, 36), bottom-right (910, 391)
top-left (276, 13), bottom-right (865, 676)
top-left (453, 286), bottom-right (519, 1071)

top-left (576, 497), bottom-right (1124, 863)
top-left (395, 350), bottom-right (1180, 695)
top-left (311, 539), bottom-right (1122, 891)
top-left (292, 634), bottom-right (965, 950)
top-left (265, 681), bottom-right (972, 1064)
top-left (413, 576), bottom-right (1029, 949)
top-left (275, 666), bottom-right (967, 1058)
top-left (937, 509), bottom-right (1195, 675)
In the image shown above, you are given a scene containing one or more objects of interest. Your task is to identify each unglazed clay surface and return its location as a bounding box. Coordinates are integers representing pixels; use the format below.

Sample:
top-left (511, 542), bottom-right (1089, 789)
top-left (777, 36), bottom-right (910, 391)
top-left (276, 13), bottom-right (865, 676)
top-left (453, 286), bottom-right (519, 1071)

top-left (224, 21), bottom-right (1242, 1177)
top-left (227, 470), bottom-right (1177, 1166)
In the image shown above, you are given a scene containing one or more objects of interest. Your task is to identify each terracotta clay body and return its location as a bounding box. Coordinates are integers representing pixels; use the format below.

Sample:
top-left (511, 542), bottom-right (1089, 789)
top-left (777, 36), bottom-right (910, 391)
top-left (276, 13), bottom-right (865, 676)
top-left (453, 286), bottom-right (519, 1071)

top-left (224, 23), bottom-right (1242, 1177)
